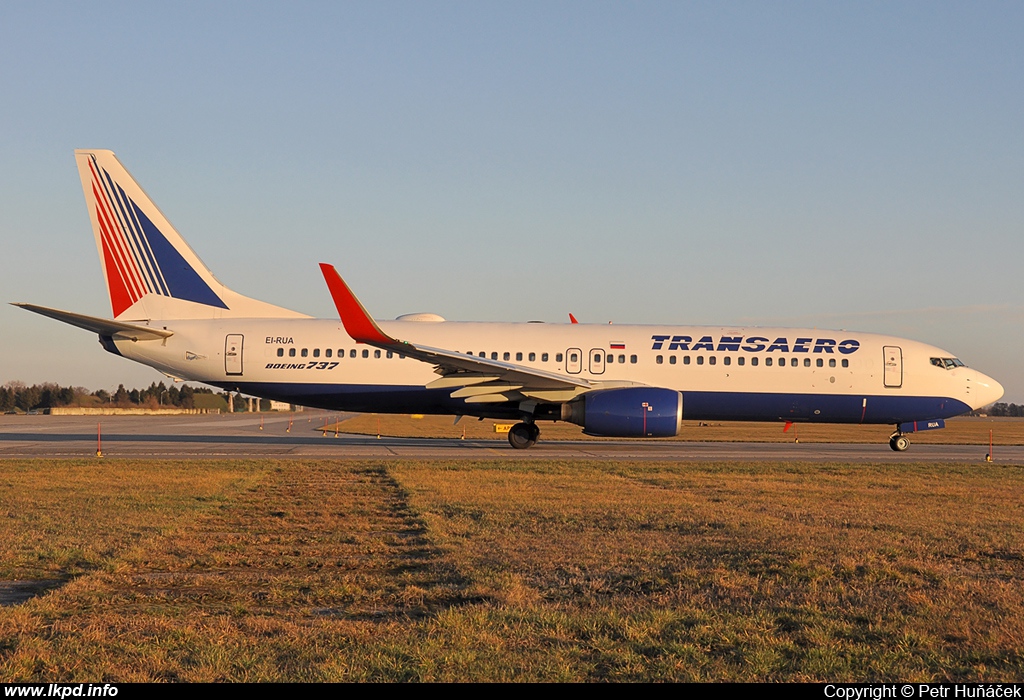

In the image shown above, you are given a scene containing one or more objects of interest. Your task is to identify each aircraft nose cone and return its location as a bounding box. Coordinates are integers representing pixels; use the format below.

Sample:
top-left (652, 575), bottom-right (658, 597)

top-left (973, 371), bottom-right (1004, 410)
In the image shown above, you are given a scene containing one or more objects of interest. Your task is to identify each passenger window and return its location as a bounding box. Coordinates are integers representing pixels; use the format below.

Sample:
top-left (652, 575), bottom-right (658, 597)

top-left (656, 355), bottom-right (663, 364)
top-left (709, 356), bottom-right (717, 366)
top-left (683, 356), bottom-right (690, 365)
top-left (723, 356), bottom-right (731, 366)
top-left (842, 359), bottom-right (849, 368)
top-left (697, 356), bottom-right (704, 366)
top-left (350, 349), bottom-right (357, 358)
top-left (301, 348), bottom-right (308, 358)
top-left (829, 358), bottom-right (836, 367)
top-left (669, 356), bottom-right (676, 365)
top-left (374, 350), bottom-right (381, 358)
top-left (618, 355), bottom-right (625, 364)
top-left (503, 352), bottom-right (510, 361)
top-left (277, 348), bottom-right (284, 357)
top-left (803, 358), bottom-right (810, 367)
top-left (491, 352), bottom-right (498, 360)
top-left (529, 352), bottom-right (536, 362)
top-left (607, 355), bottom-right (614, 364)
top-left (751, 357), bottom-right (758, 366)
top-left (362, 349), bottom-right (369, 358)
top-left (766, 357), bottom-right (773, 367)
top-left (557, 353), bottom-right (564, 362)
top-left (542, 353), bottom-right (549, 362)
top-left (816, 358), bottom-right (823, 367)
top-left (289, 348), bottom-right (296, 357)
top-left (478, 352), bottom-right (485, 358)
top-left (791, 358), bottom-right (798, 367)
top-left (568, 352), bottom-right (577, 363)
top-left (630, 355), bottom-right (637, 364)
top-left (737, 357), bottom-right (744, 366)
top-left (313, 348), bottom-right (320, 358)
top-left (386, 351), bottom-right (393, 359)
top-left (516, 352), bottom-right (523, 361)
top-left (594, 353), bottom-right (602, 363)
top-left (325, 349), bottom-right (332, 358)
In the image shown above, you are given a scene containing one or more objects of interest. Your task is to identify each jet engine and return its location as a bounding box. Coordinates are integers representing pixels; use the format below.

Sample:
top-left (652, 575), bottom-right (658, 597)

top-left (561, 387), bottom-right (683, 437)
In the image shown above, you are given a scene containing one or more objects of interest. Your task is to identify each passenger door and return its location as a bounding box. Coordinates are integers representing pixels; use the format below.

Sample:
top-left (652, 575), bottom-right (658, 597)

top-left (883, 345), bottom-right (902, 388)
top-left (225, 334), bottom-right (244, 376)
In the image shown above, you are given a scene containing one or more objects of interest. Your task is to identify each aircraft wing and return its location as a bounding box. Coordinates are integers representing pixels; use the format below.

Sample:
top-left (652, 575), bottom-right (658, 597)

top-left (12, 303), bottom-right (174, 341)
top-left (319, 264), bottom-right (591, 403)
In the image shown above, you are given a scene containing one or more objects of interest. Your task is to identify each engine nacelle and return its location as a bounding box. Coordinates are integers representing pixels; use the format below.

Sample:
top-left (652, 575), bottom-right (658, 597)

top-left (561, 387), bottom-right (683, 438)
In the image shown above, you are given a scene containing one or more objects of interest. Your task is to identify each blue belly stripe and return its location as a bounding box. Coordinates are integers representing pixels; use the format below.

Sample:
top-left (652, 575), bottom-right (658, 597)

top-left (211, 381), bottom-right (972, 425)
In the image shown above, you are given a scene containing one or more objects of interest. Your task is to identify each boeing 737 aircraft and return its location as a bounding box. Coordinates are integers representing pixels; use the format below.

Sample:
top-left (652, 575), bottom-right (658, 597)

top-left (14, 150), bottom-right (1004, 449)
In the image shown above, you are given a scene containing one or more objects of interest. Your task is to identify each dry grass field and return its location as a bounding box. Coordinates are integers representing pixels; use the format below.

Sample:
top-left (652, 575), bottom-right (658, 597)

top-left (333, 413), bottom-right (1024, 446)
top-left (1, 457), bottom-right (1022, 681)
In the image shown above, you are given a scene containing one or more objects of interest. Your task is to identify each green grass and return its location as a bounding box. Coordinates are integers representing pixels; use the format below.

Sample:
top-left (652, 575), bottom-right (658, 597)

top-left (1, 458), bottom-right (1022, 681)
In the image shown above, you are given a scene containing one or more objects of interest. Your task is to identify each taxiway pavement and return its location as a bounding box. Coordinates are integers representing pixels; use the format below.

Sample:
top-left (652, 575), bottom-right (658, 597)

top-left (1, 414), bottom-right (1020, 463)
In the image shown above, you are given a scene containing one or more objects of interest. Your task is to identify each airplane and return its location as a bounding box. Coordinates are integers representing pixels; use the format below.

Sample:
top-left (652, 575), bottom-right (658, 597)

top-left (13, 149), bottom-right (1005, 450)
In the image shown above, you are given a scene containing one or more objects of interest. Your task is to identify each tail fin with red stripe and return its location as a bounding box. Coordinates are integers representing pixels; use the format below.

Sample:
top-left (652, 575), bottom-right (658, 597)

top-left (75, 149), bottom-right (307, 321)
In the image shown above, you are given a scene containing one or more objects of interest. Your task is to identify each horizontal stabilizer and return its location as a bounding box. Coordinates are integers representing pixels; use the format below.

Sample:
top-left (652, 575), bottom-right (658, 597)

top-left (12, 303), bottom-right (173, 341)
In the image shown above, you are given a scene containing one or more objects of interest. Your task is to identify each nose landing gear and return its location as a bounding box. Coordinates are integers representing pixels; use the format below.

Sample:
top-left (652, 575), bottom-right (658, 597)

top-left (889, 431), bottom-right (910, 452)
top-left (508, 422), bottom-right (540, 449)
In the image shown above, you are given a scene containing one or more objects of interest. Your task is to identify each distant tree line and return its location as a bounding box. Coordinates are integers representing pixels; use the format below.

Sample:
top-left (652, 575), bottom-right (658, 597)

top-left (0, 381), bottom-right (221, 412)
top-left (987, 403), bottom-right (1024, 417)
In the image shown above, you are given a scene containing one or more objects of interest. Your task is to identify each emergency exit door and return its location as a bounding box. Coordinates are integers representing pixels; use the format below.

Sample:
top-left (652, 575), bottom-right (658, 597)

top-left (883, 345), bottom-right (902, 388)
top-left (566, 348), bottom-right (582, 374)
top-left (225, 334), bottom-right (244, 376)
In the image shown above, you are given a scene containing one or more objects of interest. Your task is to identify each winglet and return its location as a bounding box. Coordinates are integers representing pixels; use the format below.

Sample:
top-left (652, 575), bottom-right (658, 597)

top-left (319, 263), bottom-right (396, 345)
top-left (569, 313), bottom-right (578, 324)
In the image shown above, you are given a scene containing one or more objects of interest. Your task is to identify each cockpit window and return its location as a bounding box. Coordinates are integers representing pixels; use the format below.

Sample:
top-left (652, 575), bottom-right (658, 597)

top-left (931, 357), bottom-right (966, 370)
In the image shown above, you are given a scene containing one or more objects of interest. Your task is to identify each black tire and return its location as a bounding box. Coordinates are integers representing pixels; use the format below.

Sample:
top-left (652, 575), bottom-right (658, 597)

top-left (890, 435), bottom-right (910, 452)
top-left (508, 422), bottom-right (537, 449)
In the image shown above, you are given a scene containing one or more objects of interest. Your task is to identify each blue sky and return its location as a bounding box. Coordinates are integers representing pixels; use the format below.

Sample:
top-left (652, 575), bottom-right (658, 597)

top-left (2, 2), bottom-right (1022, 401)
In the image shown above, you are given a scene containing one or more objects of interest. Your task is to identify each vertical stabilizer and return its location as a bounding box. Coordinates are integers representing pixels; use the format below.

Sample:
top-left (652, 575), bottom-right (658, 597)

top-left (75, 149), bottom-right (307, 320)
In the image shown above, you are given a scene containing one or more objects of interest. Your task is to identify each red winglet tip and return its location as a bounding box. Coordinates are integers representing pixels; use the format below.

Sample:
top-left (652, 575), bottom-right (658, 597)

top-left (569, 313), bottom-right (578, 324)
top-left (319, 263), bottom-right (393, 345)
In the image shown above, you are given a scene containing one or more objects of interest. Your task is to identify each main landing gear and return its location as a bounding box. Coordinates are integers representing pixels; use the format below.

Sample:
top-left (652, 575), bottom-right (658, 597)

top-left (508, 422), bottom-right (540, 449)
top-left (889, 430), bottom-right (910, 452)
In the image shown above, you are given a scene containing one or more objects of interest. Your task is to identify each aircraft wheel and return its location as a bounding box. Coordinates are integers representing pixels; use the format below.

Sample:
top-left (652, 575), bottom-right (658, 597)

top-left (889, 435), bottom-right (910, 452)
top-left (508, 422), bottom-right (537, 449)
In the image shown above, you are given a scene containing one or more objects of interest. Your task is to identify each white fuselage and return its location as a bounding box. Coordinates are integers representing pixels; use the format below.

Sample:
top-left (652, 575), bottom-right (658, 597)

top-left (108, 318), bottom-right (1003, 424)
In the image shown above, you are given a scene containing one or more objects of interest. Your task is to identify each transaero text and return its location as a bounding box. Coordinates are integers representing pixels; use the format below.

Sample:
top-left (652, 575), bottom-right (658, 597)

top-left (651, 335), bottom-right (861, 354)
